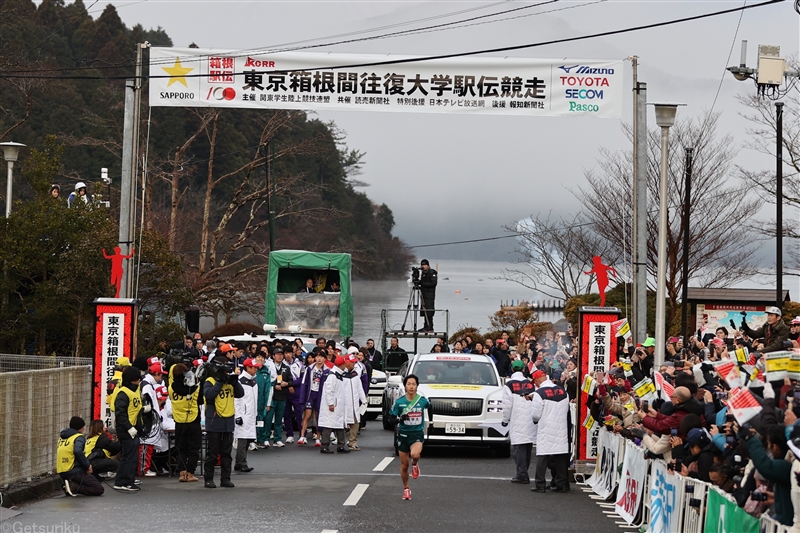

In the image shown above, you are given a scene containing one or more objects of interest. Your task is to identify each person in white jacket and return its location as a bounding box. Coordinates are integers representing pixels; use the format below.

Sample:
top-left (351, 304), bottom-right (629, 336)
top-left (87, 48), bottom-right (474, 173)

top-left (502, 360), bottom-right (536, 484)
top-left (318, 356), bottom-right (348, 454)
top-left (530, 369), bottom-right (571, 493)
top-left (139, 360), bottom-right (165, 477)
top-left (343, 353), bottom-right (367, 451)
top-left (234, 358), bottom-right (260, 473)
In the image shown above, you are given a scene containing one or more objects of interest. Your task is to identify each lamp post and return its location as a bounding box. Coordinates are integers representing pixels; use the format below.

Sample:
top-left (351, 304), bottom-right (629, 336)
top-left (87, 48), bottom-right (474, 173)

top-left (650, 103), bottom-right (684, 367)
top-left (0, 142), bottom-right (26, 217)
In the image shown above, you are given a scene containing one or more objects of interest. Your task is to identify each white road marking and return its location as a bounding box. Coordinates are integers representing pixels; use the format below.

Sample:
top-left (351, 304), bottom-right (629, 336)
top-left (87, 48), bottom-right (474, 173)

top-left (321, 530), bottom-right (338, 533)
top-left (343, 484), bottom-right (369, 506)
top-left (373, 457), bottom-right (395, 472)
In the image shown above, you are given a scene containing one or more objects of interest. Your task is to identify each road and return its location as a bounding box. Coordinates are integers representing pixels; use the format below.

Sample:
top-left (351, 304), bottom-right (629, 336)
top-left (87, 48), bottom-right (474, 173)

top-left (4, 423), bottom-right (630, 533)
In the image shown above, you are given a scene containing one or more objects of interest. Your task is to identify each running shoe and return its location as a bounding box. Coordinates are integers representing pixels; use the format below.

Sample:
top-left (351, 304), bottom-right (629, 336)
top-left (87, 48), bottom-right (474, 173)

top-left (402, 488), bottom-right (411, 500)
top-left (297, 437), bottom-right (307, 445)
top-left (263, 441), bottom-right (271, 449)
top-left (144, 470), bottom-right (157, 477)
top-left (286, 436), bottom-right (295, 444)
top-left (63, 480), bottom-right (76, 497)
top-left (274, 441), bottom-right (285, 448)
top-left (411, 463), bottom-right (420, 479)
top-left (134, 480), bottom-right (142, 485)
top-left (113, 484), bottom-right (140, 492)
top-left (248, 442), bottom-right (258, 451)
top-left (314, 439), bottom-right (322, 447)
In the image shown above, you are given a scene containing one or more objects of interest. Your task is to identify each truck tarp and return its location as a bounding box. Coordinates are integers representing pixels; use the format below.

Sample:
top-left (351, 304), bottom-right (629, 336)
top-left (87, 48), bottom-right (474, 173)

top-left (266, 250), bottom-right (353, 337)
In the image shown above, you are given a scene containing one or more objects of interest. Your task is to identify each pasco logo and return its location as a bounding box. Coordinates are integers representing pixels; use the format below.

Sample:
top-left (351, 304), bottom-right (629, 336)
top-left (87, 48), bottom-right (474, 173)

top-left (558, 65), bottom-right (615, 75)
top-left (206, 87), bottom-right (237, 101)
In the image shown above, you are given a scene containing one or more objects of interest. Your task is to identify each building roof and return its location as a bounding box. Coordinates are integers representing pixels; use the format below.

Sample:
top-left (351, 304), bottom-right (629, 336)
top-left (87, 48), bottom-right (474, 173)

top-left (686, 288), bottom-right (790, 303)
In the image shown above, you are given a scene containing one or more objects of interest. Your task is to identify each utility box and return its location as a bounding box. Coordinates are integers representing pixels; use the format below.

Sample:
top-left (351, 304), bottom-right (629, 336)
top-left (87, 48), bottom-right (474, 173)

top-left (758, 45), bottom-right (784, 86)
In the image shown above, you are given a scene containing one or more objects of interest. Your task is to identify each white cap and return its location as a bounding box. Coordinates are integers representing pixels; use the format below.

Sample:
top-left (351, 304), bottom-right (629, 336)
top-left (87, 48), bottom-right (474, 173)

top-left (347, 346), bottom-right (359, 355)
top-left (75, 181), bottom-right (86, 190)
top-left (791, 316), bottom-right (800, 325)
top-left (766, 306), bottom-right (782, 317)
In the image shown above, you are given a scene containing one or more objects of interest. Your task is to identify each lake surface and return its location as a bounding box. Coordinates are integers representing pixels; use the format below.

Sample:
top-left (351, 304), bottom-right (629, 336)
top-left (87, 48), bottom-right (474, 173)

top-left (351, 259), bottom-right (564, 347)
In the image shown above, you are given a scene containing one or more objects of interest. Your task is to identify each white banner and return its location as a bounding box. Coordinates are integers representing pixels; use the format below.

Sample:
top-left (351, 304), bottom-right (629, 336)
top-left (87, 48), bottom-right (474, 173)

top-left (100, 312), bottom-right (125, 427)
top-left (615, 441), bottom-right (649, 524)
top-left (648, 461), bottom-right (685, 533)
top-left (588, 430), bottom-right (622, 499)
top-left (148, 48), bottom-right (623, 118)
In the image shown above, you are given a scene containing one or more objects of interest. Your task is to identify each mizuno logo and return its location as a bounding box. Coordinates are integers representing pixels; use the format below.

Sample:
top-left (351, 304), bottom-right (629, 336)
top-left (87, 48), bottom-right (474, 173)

top-left (558, 65), bottom-right (579, 73)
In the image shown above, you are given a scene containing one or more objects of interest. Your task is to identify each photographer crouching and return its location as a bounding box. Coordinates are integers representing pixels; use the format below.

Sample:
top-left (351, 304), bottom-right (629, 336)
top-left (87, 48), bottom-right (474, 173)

top-left (203, 351), bottom-right (244, 489)
top-left (418, 259), bottom-right (438, 332)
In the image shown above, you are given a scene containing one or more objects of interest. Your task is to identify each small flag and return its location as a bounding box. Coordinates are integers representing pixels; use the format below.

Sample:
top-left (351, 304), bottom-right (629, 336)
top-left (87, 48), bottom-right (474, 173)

top-left (766, 351), bottom-right (792, 381)
top-left (729, 347), bottom-right (749, 365)
top-left (582, 412), bottom-right (596, 430)
top-left (654, 371), bottom-right (675, 402)
top-left (728, 387), bottom-right (763, 425)
top-left (633, 377), bottom-right (656, 398)
top-left (611, 318), bottom-right (632, 340)
top-left (713, 359), bottom-right (743, 389)
top-left (581, 374), bottom-right (597, 396)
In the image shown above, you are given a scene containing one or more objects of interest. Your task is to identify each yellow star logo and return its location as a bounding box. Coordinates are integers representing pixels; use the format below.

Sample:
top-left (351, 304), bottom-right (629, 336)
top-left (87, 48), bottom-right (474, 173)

top-left (162, 57), bottom-right (193, 87)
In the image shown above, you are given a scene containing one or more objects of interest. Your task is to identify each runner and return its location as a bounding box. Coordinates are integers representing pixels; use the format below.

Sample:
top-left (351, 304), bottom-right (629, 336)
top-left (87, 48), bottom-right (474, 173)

top-left (387, 374), bottom-right (432, 501)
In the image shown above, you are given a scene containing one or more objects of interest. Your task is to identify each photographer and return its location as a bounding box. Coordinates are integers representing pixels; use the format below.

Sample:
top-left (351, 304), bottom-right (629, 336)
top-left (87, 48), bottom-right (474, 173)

top-left (418, 259), bottom-right (437, 332)
top-left (630, 338), bottom-right (655, 384)
top-left (741, 306), bottom-right (791, 354)
top-left (203, 352), bottom-right (245, 489)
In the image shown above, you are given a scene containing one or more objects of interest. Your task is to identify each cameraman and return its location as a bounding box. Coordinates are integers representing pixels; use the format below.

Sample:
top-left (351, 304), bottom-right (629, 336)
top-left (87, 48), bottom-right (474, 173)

top-left (203, 351), bottom-right (244, 489)
top-left (419, 259), bottom-right (437, 332)
top-left (741, 306), bottom-right (791, 353)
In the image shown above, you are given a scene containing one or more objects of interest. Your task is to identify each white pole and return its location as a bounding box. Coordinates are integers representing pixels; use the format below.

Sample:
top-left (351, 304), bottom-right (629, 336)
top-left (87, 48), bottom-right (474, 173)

top-left (5, 161), bottom-right (13, 218)
top-left (654, 125), bottom-right (671, 367)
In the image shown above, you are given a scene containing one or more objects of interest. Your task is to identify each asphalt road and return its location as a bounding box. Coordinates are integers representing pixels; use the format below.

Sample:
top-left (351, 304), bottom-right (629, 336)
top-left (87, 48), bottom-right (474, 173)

top-left (5, 422), bottom-right (630, 533)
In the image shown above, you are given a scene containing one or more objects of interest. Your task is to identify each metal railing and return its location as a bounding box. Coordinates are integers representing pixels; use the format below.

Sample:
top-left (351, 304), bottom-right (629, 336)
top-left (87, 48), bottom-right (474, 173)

top-left (0, 354), bottom-right (93, 373)
top-left (0, 365), bottom-right (92, 486)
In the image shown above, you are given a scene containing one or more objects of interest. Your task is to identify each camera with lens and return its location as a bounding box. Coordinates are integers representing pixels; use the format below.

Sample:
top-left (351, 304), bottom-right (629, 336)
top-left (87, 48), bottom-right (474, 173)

top-left (751, 491), bottom-right (768, 502)
top-left (783, 340), bottom-right (795, 349)
top-left (207, 356), bottom-right (236, 382)
top-left (164, 348), bottom-right (194, 370)
top-left (411, 266), bottom-right (421, 286)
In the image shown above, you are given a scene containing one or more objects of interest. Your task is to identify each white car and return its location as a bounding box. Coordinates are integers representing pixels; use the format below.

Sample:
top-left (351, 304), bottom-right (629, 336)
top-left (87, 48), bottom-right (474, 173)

top-left (365, 369), bottom-right (387, 420)
top-left (381, 353), bottom-right (510, 457)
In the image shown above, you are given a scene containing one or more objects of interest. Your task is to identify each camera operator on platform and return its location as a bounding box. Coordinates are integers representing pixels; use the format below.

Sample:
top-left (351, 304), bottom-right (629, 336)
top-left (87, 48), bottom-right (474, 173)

top-left (203, 348), bottom-right (245, 488)
top-left (419, 259), bottom-right (438, 332)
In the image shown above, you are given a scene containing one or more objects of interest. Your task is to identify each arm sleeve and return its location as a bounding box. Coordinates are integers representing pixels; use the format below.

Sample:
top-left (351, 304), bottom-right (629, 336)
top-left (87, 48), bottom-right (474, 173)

top-left (114, 391), bottom-right (132, 431)
top-left (233, 379), bottom-right (245, 399)
top-left (763, 325), bottom-right (791, 353)
top-left (171, 380), bottom-right (196, 396)
top-left (204, 380), bottom-right (222, 403)
top-left (73, 436), bottom-right (90, 470)
top-left (502, 386), bottom-right (513, 425)
top-left (323, 381), bottom-right (335, 408)
top-left (711, 433), bottom-right (727, 452)
top-left (746, 437), bottom-right (792, 485)
top-left (531, 394), bottom-right (544, 424)
top-left (742, 323), bottom-right (765, 340)
top-left (100, 434), bottom-right (122, 455)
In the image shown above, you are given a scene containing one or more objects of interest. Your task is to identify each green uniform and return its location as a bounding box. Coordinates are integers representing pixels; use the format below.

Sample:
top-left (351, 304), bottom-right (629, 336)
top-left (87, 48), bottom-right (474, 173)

top-left (390, 394), bottom-right (431, 453)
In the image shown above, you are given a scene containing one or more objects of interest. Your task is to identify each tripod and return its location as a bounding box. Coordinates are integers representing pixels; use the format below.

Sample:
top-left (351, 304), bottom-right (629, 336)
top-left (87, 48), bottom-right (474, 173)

top-left (400, 282), bottom-right (423, 332)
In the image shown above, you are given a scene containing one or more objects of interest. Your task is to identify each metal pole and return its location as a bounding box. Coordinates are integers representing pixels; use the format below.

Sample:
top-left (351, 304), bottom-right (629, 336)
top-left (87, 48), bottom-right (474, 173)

top-left (125, 44), bottom-right (145, 299)
top-left (680, 148), bottom-right (694, 343)
top-left (268, 140), bottom-right (276, 251)
top-left (117, 78), bottom-right (136, 299)
top-left (654, 125), bottom-right (671, 367)
top-left (631, 57), bottom-right (639, 339)
top-left (634, 83), bottom-right (648, 342)
top-left (776, 102), bottom-right (784, 309)
top-left (4, 161), bottom-right (13, 218)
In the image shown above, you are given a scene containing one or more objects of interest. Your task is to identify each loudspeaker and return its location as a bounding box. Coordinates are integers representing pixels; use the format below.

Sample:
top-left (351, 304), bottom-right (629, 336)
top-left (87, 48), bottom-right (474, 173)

top-left (185, 307), bottom-right (200, 333)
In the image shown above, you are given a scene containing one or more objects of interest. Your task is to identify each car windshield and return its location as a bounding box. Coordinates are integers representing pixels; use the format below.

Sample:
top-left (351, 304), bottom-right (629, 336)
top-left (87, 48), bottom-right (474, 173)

top-left (415, 360), bottom-right (497, 386)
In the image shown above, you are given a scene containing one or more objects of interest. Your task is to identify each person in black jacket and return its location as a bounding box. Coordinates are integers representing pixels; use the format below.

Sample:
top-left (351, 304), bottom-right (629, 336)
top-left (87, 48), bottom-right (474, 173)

top-left (365, 339), bottom-right (383, 371)
top-left (85, 419), bottom-right (121, 481)
top-left (113, 367), bottom-right (146, 492)
top-left (419, 259), bottom-right (437, 332)
top-left (57, 416), bottom-right (105, 496)
top-left (742, 306), bottom-right (791, 353)
top-left (203, 351), bottom-right (245, 489)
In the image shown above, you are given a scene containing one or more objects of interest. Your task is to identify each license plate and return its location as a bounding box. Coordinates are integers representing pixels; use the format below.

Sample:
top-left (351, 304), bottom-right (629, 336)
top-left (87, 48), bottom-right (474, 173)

top-left (369, 396), bottom-right (382, 405)
top-left (445, 423), bottom-right (466, 434)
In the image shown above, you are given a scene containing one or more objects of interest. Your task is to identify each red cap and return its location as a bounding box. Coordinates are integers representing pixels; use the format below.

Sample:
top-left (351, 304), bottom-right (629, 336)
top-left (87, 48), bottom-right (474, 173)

top-left (156, 385), bottom-right (168, 402)
top-left (346, 353), bottom-right (358, 363)
top-left (147, 356), bottom-right (160, 366)
top-left (243, 357), bottom-right (262, 368)
top-left (532, 370), bottom-right (546, 380)
top-left (334, 356), bottom-right (346, 366)
top-left (149, 362), bottom-right (165, 374)
top-left (192, 359), bottom-right (203, 367)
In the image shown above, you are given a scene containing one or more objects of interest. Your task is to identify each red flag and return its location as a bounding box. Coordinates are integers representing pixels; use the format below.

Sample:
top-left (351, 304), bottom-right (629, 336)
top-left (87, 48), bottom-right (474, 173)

top-left (728, 387), bottom-right (762, 424)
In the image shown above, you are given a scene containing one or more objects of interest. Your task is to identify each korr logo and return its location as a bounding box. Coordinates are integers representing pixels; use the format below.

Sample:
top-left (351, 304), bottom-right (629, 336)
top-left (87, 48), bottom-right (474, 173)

top-left (244, 57), bottom-right (275, 68)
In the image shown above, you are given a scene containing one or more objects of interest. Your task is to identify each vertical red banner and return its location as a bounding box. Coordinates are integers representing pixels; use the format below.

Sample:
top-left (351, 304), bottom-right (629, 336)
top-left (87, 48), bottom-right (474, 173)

top-left (93, 298), bottom-right (138, 424)
top-left (577, 306), bottom-right (620, 461)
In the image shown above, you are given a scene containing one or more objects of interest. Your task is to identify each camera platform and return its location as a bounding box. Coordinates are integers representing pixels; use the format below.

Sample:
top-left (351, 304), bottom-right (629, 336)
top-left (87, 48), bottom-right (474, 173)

top-left (380, 308), bottom-right (450, 354)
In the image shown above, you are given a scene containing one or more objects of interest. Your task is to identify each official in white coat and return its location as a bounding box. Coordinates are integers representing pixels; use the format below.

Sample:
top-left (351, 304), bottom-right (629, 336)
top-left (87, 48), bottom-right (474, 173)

top-left (530, 369), bottom-right (571, 493)
top-left (343, 353), bottom-right (368, 451)
top-left (234, 358), bottom-right (260, 472)
top-left (318, 356), bottom-right (348, 453)
top-left (139, 360), bottom-right (165, 476)
top-left (502, 360), bottom-right (537, 484)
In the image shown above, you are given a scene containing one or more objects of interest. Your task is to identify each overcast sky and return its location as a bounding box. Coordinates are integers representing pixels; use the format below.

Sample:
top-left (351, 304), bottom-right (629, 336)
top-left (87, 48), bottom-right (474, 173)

top-left (84, 0), bottom-right (798, 262)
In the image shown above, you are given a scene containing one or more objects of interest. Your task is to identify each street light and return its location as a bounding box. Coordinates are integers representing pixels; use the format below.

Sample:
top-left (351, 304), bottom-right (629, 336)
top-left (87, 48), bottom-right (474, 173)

top-left (650, 103), bottom-right (685, 367)
top-left (0, 142), bottom-right (26, 217)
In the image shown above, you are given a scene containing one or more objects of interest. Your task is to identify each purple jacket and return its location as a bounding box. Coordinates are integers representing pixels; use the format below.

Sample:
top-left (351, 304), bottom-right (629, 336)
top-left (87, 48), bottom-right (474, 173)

top-left (299, 364), bottom-right (329, 411)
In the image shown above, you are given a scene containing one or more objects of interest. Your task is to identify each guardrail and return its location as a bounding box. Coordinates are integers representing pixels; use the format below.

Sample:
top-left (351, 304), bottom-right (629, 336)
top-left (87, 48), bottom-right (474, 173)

top-left (583, 430), bottom-right (791, 533)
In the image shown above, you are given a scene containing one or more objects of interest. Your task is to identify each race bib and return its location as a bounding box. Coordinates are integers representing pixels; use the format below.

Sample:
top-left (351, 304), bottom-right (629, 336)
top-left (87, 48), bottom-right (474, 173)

top-left (406, 412), bottom-right (422, 426)
top-left (311, 377), bottom-right (320, 391)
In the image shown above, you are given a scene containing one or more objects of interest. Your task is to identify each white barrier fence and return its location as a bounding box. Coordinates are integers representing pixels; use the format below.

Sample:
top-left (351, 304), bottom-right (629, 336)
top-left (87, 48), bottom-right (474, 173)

top-left (584, 431), bottom-right (790, 533)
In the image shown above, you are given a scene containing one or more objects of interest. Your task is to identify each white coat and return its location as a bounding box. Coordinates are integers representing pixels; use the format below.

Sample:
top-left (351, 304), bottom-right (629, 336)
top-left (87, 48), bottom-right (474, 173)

top-left (502, 372), bottom-right (537, 445)
top-left (317, 367), bottom-right (345, 429)
top-left (343, 367), bottom-right (367, 425)
top-left (140, 374), bottom-right (165, 450)
top-left (531, 378), bottom-right (570, 456)
top-left (234, 373), bottom-right (258, 440)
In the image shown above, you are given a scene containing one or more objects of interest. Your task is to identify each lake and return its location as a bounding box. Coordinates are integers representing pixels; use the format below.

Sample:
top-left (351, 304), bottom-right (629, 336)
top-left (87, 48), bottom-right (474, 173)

top-left (351, 259), bottom-right (564, 348)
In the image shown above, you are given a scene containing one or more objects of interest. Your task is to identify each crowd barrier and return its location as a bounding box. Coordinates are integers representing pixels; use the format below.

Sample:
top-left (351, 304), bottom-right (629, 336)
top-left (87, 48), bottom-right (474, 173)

top-left (0, 365), bottom-right (92, 486)
top-left (583, 431), bottom-right (792, 533)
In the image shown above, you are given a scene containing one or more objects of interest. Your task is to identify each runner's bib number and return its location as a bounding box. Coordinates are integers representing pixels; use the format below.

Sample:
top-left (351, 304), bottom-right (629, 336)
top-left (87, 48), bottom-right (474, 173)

top-left (406, 412), bottom-right (422, 426)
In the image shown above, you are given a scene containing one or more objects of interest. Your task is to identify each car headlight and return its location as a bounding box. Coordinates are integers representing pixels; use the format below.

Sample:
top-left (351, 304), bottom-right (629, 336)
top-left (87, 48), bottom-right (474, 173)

top-left (487, 407), bottom-right (504, 413)
top-left (371, 377), bottom-right (387, 384)
top-left (487, 400), bottom-right (501, 406)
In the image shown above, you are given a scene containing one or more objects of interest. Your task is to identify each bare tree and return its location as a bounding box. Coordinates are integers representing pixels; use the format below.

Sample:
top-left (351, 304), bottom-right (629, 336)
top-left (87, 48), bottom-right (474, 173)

top-left (502, 213), bottom-right (622, 300)
top-left (575, 112), bottom-right (762, 323)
